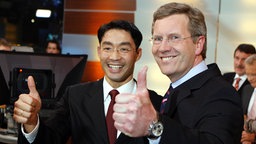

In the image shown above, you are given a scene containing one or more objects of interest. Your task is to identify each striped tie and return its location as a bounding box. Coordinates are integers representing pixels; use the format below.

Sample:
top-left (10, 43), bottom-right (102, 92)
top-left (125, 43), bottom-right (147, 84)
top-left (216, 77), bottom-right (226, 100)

top-left (234, 77), bottom-right (241, 91)
top-left (160, 85), bottom-right (173, 114)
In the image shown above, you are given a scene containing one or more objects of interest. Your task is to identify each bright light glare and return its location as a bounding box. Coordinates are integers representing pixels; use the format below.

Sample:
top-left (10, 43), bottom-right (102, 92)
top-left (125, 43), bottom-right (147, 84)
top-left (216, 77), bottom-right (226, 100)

top-left (36, 9), bottom-right (51, 18)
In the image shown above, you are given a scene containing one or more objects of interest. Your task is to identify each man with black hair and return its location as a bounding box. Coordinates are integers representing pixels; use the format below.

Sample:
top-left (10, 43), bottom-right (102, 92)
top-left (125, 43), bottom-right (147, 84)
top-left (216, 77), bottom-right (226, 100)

top-left (223, 43), bottom-right (256, 95)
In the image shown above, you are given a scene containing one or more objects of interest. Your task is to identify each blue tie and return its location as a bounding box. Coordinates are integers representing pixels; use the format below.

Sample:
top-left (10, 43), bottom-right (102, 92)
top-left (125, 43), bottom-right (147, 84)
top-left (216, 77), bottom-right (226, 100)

top-left (160, 84), bottom-right (173, 114)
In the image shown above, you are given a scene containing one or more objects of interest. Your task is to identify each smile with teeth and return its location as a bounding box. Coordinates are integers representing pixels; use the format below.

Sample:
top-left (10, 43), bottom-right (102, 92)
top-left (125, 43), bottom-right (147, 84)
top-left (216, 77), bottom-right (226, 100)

top-left (162, 56), bottom-right (175, 61)
top-left (109, 64), bottom-right (122, 69)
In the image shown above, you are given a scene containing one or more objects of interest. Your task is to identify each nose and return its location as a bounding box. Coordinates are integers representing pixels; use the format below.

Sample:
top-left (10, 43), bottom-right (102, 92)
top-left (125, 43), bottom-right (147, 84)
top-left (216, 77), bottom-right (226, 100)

top-left (158, 40), bottom-right (173, 52)
top-left (109, 50), bottom-right (121, 60)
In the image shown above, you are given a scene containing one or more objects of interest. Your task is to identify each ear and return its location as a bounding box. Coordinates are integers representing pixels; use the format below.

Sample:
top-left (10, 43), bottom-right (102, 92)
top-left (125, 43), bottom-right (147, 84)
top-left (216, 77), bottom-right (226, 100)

top-left (195, 36), bottom-right (205, 56)
top-left (136, 48), bottom-right (142, 61)
top-left (97, 46), bottom-right (101, 57)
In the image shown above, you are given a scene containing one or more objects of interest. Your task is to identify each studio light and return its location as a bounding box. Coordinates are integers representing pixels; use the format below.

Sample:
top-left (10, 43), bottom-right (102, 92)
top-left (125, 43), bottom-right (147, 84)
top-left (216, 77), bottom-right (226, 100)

top-left (36, 9), bottom-right (51, 18)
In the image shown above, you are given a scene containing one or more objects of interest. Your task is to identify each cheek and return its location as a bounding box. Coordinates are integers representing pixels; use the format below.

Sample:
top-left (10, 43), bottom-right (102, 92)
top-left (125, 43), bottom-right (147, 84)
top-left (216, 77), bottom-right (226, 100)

top-left (151, 47), bottom-right (157, 55)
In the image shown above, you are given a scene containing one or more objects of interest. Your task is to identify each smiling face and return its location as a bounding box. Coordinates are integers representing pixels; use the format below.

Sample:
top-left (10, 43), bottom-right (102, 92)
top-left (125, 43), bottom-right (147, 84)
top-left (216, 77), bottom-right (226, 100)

top-left (152, 14), bottom-right (205, 82)
top-left (97, 29), bottom-right (141, 88)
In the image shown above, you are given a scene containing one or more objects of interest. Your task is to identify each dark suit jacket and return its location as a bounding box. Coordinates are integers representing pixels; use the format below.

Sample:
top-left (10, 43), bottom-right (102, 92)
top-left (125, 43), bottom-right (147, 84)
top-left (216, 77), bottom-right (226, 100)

top-left (159, 63), bottom-right (243, 144)
top-left (18, 78), bottom-right (162, 144)
top-left (241, 84), bottom-right (255, 115)
top-left (223, 72), bottom-right (250, 95)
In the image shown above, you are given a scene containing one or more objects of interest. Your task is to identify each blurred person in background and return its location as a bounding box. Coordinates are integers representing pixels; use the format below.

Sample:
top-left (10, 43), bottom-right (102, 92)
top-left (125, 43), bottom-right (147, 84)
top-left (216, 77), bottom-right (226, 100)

top-left (223, 44), bottom-right (256, 95)
top-left (241, 54), bottom-right (256, 144)
top-left (0, 38), bottom-right (11, 51)
top-left (45, 39), bottom-right (61, 54)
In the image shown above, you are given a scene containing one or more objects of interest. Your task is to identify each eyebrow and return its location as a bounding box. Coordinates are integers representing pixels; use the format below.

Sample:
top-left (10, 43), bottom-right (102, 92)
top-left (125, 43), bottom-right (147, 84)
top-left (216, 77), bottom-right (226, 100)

top-left (102, 41), bottom-right (132, 47)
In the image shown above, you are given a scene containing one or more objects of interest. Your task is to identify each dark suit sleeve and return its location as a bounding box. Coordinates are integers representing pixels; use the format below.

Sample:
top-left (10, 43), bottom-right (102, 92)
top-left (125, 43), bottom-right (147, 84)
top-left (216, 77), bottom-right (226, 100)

top-left (222, 72), bottom-right (235, 84)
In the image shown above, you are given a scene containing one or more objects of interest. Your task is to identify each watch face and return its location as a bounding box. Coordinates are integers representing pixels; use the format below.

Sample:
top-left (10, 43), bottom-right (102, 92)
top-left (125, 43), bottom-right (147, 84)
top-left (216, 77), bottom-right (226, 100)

top-left (152, 122), bottom-right (163, 137)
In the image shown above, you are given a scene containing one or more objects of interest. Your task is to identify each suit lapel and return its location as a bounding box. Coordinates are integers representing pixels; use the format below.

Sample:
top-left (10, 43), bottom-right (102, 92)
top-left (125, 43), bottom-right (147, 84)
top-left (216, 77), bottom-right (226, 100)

top-left (86, 79), bottom-right (109, 143)
top-left (165, 86), bottom-right (191, 117)
top-left (165, 64), bottom-right (222, 117)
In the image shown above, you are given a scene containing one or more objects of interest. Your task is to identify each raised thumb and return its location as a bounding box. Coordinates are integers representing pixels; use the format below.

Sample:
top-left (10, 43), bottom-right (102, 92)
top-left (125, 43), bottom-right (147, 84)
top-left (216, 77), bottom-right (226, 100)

top-left (27, 76), bottom-right (40, 99)
top-left (136, 66), bottom-right (148, 93)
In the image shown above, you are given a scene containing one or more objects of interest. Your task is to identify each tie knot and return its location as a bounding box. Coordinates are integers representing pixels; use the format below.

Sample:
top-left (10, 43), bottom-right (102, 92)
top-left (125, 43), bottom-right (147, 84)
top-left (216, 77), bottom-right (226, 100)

top-left (109, 89), bottom-right (119, 100)
top-left (236, 77), bottom-right (241, 82)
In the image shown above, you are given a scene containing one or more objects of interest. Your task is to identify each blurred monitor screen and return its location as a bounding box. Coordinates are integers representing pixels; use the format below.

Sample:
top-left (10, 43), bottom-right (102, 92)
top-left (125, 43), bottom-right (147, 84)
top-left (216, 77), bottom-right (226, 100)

top-left (11, 68), bottom-right (54, 101)
top-left (0, 51), bottom-right (87, 109)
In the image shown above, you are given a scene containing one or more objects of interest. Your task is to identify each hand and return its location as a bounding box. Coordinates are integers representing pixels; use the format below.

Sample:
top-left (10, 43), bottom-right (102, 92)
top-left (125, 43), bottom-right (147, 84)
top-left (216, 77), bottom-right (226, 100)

top-left (13, 76), bottom-right (42, 133)
top-left (241, 130), bottom-right (255, 143)
top-left (113, 66), bottom-right (158, 137)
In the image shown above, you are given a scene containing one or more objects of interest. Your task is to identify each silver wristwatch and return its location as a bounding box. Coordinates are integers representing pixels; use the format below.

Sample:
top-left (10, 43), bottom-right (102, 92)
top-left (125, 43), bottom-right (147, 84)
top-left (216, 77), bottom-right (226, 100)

top-left (148, 113), bottom-right (163, 138)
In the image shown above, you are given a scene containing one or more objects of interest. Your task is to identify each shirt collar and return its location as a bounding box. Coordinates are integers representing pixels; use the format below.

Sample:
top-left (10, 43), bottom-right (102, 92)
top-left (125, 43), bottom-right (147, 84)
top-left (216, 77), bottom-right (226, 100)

top-left (103, 77), bottom-right (136, 101)
top-left (172, 61), bottom-right (208, 88)
top-left (234, 74), bottom-right (247, 81)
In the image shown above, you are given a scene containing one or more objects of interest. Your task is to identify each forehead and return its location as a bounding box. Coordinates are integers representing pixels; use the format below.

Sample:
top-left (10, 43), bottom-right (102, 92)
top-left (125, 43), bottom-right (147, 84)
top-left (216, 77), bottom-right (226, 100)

top-left (48, 42), bottom-right (57, 47)
top-left (102, 29), bottom-right (134, 45)
top-left (246, 62), bottom-right (256, 71)
top-left (235, 50), bottom-right (252, 58)
top-left (103, 29), bottom-right (131, 39)
top-left (153, 14), bottom-right (190, 35)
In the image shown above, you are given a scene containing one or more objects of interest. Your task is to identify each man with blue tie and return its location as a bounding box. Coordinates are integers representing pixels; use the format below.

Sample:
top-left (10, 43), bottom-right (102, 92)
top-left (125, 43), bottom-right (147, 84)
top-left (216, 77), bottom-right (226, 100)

top-left (113, 2), bottom-right (244, 144)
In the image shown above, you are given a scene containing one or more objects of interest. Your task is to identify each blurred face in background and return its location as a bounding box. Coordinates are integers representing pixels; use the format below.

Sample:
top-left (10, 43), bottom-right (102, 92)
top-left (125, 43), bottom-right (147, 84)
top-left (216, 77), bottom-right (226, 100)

top-left (234, 50), bottom-right (252, 76)
top-left (0, 45), bottom-right (11, 51)
top-left (245, 62), bottom-right (256, 88)
top-left (46, 42), bottom-right (60, 54)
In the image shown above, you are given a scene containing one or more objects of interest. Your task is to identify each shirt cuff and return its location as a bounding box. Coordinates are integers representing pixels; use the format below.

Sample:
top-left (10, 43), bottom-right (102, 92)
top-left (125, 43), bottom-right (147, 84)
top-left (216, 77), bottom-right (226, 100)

top-left (148, 136), bottom-right (161, 144)
top-left (21, 115), bottom-right (40, 143)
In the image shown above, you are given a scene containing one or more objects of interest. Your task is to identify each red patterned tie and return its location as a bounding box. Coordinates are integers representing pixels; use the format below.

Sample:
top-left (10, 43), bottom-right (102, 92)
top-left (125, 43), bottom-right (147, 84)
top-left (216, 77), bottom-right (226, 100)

top-left (234, 77), bottom-right (241, 91)
top-left (160, 85), bottom-right (173, 114)
top-left (106, 89), bottom-right (119, 144)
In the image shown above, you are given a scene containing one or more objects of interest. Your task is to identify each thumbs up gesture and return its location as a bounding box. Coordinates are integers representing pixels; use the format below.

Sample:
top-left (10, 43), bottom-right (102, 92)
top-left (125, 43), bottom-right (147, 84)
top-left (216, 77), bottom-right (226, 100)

top-left (13, 76), bottom-right (42, 133)
top-left (113, 66), bottom-right (158, 137)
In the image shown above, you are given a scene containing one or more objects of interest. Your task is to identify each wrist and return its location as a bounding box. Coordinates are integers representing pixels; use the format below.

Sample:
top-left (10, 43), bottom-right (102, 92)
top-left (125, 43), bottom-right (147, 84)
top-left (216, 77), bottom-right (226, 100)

top-left (24, 114), bottom-right (39, 133)
top-left (147, 112), bottom-right (163, 139)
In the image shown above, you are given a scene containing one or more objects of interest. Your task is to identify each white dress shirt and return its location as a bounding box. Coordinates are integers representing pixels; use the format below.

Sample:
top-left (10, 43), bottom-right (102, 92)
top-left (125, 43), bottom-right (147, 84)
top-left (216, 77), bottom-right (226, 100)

top-left (247, 88), bottom-right (256, 118)
top-left (103, 77), bottom-right (136, 138)
top-left (233, 74), bottom-right (247, 90)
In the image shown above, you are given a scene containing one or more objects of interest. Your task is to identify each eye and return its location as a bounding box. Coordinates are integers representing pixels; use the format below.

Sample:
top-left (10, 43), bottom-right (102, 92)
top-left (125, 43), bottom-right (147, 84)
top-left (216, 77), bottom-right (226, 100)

top-left (102, 47), bottom-right (112, 52)
top-left (169, 35), bottom-right (180, 41)
top-left (119, 47), bottom-right (131, 53)
top-left (153, 36), bottom-right (163, 42)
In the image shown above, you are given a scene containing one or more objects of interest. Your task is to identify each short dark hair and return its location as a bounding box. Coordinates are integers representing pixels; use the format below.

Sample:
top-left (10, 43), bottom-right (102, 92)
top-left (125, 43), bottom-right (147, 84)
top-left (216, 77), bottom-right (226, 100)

top-left (97, 20), bottom-right (143, 50)
top-left (45, 39), bottom-right (61, 52)
top-left (234, 44), bottom-right (256, 57)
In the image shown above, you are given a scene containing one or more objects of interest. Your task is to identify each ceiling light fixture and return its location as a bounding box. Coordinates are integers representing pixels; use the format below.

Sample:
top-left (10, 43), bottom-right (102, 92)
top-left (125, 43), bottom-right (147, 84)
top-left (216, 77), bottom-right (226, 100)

top-left (36, 9), bottom-right (51, 18)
